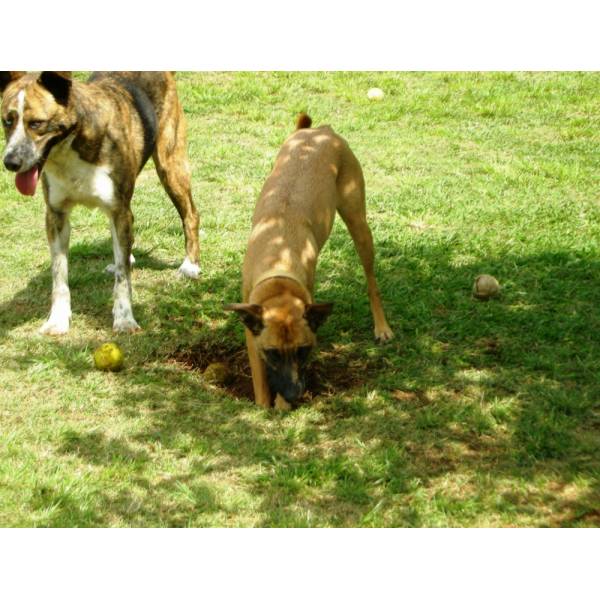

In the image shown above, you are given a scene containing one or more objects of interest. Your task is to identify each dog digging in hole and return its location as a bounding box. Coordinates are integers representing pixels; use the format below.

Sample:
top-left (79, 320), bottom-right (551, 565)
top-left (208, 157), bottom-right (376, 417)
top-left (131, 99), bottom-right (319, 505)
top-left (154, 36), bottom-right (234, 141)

top-left (0, 71), bottom-right (200, 334)
top-left (225, 113), bottom-right (393, 410)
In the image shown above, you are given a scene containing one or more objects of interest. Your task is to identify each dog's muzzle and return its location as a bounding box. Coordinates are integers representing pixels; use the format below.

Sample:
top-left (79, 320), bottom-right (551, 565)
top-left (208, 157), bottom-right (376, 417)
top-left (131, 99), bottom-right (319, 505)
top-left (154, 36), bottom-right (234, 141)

top-left (266, 367), bottom-right (306, 406)
top-left (3, 151), bottom-right (23, 172)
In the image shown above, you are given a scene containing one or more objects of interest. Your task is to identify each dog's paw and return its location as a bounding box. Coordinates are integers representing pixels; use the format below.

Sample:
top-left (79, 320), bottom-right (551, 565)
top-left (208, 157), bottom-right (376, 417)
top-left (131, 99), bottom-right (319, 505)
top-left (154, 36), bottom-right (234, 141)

top-left (40, 318), bottom-right (70, 336)
top-left (274, 394), bottom-right (293, 412)
top-left (374, 325), bottom-right (394, 343)
top-left (112, 317), bottom-right (141, 333)
top-left (40, 304), bottom-right (71, 335)
top-left (178, 257), bottom-right (201, 279)
top-left (105, 254), bottom-right (135, 274)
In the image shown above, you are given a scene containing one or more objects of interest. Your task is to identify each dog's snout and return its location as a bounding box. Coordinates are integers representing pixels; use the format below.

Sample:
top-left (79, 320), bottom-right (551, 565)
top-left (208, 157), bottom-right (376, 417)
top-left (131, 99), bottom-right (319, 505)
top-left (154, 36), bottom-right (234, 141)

top-left (279, 368), bottom-right (306, 403)
top-left (3, 153), bottom-right (22, 172)
top-left (282, 381), bottom-right (305, 403)
top-left (266, 361), bottom-right (306, 405)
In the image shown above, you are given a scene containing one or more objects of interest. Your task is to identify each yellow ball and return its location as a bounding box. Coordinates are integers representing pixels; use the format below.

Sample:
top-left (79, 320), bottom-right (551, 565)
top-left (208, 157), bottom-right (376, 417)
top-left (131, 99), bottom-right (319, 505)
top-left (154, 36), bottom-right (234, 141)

top-left (93, 342), bottom-right (125, 371)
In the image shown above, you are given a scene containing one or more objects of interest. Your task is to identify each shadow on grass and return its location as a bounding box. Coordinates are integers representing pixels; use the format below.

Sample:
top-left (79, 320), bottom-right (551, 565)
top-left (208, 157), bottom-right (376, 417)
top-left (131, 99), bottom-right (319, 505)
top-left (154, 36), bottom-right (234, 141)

top-left (8, 231), bottom-right (599, 526)
top-left (0, 239), bottom-right (175, 339)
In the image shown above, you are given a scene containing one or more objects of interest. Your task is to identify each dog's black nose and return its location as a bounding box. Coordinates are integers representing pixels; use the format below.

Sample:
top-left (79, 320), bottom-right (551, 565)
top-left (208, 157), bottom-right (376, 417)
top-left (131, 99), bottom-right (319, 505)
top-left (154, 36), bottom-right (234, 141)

top-left (3, 154), bottom-right (22, 172)
top-left (282, 381), bottom-right (305, 404)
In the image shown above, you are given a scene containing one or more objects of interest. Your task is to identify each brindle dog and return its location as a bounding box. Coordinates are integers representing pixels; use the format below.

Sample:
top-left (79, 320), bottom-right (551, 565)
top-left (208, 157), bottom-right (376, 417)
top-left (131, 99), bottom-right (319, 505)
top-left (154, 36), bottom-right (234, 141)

top-left (0, 71), bottom-right (200, 334)
top-left (226, 114), bottom-right (393, 410)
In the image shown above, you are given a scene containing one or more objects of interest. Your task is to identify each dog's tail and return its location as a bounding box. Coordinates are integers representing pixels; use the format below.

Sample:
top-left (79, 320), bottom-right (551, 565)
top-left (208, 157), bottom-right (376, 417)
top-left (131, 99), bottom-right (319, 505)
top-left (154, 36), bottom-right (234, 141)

top-left (295, 112), bottom-right (312, 130)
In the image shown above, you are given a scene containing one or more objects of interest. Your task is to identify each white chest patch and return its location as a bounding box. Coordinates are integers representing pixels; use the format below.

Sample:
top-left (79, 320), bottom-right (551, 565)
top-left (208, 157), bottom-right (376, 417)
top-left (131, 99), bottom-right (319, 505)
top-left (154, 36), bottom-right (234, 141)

top-left (44, 136), bottom-right (115, 211)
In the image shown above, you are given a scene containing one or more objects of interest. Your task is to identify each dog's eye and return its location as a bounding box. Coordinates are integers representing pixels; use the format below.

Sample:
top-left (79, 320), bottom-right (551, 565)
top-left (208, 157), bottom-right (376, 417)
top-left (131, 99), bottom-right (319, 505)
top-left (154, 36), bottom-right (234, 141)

top-left (28, 120), bottom-right (45, 130)
top-left (264, 349), bottom-right (283, 365)
top-left (2, 117), bottom-right (13, 128)
top-left (296, 345), bottom-right (312, 362)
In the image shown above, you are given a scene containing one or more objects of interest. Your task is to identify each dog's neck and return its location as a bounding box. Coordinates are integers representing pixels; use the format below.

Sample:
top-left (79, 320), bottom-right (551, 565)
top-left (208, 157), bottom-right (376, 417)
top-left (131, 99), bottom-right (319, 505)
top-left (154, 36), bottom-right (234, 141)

top-left (253, 270), bottom-right (312, 303)
top-left (254, 269), bottom-right (303, 288)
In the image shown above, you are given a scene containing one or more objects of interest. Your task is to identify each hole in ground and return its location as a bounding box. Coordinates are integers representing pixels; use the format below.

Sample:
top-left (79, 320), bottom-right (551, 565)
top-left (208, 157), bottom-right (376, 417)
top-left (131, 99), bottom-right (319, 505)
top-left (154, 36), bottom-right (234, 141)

top-left (170, 338), bottom-right (389, 403)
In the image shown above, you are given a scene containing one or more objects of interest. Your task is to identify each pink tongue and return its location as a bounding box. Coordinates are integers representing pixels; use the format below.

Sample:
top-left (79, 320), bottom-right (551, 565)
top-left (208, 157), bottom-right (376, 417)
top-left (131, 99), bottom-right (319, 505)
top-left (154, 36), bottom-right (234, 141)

top-left (15, 166), bottom-right (40, 196)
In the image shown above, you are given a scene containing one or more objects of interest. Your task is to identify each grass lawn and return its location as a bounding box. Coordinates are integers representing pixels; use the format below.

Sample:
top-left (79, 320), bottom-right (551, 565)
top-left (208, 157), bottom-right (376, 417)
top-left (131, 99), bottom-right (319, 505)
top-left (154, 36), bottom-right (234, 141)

top-left (0, 72), bottom-right (599, 527)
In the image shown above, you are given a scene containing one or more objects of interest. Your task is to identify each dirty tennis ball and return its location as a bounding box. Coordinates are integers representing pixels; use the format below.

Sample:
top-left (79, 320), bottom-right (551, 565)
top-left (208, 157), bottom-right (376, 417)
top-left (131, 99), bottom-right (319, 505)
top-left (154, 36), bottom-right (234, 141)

top-left (473, 274), bottom-right (501, 300)
top-left (367, 87), bottom-right (385, 100)
top-left (203, 362), bottom-right (230, 385)
top-left (93, 342), bottom-right (125, 371)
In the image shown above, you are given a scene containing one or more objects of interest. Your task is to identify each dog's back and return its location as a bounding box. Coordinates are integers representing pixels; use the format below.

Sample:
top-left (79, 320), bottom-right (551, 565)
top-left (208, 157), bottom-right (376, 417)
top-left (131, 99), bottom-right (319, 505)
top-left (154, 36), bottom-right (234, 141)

top-left (88, 72), bottom-right (171, 115)
top-left (244, 114), bottom-right (365, 299)
top-left (253, 114), bottom-right (357, 225)
top-left (87, 72), bottom-right (177, 166)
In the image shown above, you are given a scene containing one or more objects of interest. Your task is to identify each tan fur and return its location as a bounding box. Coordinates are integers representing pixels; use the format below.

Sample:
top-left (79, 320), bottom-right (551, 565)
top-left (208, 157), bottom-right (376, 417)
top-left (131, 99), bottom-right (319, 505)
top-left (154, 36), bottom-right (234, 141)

top-left (228, 116), bottom-right (393, 408)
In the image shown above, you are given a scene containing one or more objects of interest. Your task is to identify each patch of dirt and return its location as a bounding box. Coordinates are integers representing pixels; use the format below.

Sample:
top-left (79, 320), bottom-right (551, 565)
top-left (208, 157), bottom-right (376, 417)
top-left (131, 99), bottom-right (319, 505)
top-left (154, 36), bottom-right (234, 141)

top-left (392, 389), bottom-right (431, 406)
top-left (307, 346), bottom-right (388, 398)
top-left (475, 337), bottom-right (502, 357)
top-left (170, 339), bottom-right (388, 402)
top-left (171, 341), bottom-right (254, 399)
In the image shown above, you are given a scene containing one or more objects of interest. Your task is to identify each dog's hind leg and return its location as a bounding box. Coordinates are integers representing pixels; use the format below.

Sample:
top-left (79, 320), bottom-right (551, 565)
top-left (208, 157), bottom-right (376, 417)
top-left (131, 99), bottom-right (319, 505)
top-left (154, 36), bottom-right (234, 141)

top-left (152, 87), bottom-right (200, 279)
top-left (336, 153), bottom-right (393, 343)
top-left (40, 206), bottom-right (72, 335)
top-left (109, 207), bottom-right (140, 333)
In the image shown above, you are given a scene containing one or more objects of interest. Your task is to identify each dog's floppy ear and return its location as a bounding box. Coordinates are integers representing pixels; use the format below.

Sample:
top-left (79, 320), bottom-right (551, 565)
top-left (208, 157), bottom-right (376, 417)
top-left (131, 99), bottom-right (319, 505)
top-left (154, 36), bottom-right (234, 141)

top-left (304, 302), bottom-right (334, 332)
top-left (224, 303), bottom-right (264, 336)
top-left (0, 72), bottom-right (26, 94)
top-left (38, 72), bottom-right (72, 106)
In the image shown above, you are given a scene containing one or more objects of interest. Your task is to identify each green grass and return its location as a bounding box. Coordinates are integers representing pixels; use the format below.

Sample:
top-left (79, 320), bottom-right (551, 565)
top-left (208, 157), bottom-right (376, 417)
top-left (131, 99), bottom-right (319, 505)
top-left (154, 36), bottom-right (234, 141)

top-left (1, 72), bottom-right (599, 527)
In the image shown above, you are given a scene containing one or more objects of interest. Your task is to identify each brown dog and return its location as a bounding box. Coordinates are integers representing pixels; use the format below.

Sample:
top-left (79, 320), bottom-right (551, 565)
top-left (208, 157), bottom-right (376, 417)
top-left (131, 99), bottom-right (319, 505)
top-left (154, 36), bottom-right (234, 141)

top-left (0, 71), bottom-right (200, 334)
top-left (226, 114), bottom-right (393, 409)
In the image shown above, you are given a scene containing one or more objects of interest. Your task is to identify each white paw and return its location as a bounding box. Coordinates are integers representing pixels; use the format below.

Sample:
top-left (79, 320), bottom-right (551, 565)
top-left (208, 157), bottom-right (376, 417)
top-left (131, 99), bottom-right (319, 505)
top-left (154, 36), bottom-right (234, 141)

top-left (106, 254), bottom-right (135, 274)
top-left (375, 325), bottom-right (394, 343)
top-left (178, 257), bottom-right (200, 279)
top-left (40, 303), bottom-right (71, 335)
top-left (40, 317), bottom-right (70, 336)
top-left (113, 317), bottom-right (141, 333)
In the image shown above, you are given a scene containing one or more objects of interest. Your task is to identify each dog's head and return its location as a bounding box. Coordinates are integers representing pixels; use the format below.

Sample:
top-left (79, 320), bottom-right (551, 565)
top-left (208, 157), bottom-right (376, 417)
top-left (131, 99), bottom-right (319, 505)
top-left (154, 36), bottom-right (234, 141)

top-left (226, 294), bottom-right (333, 406)
top-left (0, 71), bottom-right (75, 196)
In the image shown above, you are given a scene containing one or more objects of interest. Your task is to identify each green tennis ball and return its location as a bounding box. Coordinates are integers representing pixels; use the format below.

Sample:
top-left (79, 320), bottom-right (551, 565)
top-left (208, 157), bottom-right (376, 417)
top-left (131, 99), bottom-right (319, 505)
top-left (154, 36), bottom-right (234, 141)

top-left (203, 362), bottom-right (230, 385)
top-left (93, 342), bottom-right (125, 371)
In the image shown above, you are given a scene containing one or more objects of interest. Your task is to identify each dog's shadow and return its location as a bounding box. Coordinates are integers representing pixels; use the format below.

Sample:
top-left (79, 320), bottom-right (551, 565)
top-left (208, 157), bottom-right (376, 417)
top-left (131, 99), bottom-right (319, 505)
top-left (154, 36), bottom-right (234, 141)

top-left (0, 239), bottom-right (174, 339)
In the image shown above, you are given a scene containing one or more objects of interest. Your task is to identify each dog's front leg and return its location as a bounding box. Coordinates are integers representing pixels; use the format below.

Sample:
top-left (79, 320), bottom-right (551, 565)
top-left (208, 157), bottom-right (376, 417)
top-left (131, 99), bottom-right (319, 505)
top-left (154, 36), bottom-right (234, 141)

top-left (245, 329), bottom-right (272, 408)
top-left (40, 207), bottom-right (72, 335)
top-left (109, 208), bottom-right (140, 333)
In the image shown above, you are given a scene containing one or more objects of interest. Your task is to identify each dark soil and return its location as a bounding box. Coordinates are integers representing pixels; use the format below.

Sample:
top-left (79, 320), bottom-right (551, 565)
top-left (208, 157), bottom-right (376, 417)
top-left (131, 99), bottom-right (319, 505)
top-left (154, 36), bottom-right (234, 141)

top-left (170, 338), bottom-right (388, 403)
